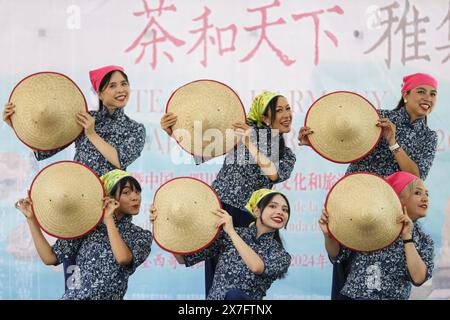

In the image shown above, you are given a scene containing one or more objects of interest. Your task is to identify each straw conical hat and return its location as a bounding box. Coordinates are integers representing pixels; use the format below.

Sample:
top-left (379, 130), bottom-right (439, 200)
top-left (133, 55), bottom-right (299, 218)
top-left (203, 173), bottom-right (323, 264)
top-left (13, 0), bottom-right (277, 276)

top-left (30, 161), bottom-right (105, 239)
top-left (9, 72), bottom-right (87, 151)
top-left (305, 91), bottom-right (382, 163)
top-left (166, 80), bottom-right (246, 159)
top-left (153, 177), bottom-right (221, 254)
top-left (325, 173), bottom-right (404, 252)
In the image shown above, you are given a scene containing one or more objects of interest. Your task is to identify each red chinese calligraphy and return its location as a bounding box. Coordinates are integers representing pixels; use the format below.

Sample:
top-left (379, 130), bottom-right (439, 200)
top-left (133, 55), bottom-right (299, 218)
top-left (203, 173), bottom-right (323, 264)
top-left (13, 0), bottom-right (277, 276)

top-left (125, 0), bottom-right (185, 70)
top-left (292, 5), bottom-right (344, 65)
top-left (187, 7), bottom-right (237, 67)
top-left (293, 172), bottom-right (307, 191)
top-left (240, 0), bottom-right (295, 66)
top-left (153, 253), bottom-right (165, 267)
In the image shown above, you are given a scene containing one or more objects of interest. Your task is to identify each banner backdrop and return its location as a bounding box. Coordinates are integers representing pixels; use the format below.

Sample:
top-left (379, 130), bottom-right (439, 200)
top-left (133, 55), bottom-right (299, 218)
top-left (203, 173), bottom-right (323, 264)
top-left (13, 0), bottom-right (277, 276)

top-left (0, 0), bottom-right (449, 300)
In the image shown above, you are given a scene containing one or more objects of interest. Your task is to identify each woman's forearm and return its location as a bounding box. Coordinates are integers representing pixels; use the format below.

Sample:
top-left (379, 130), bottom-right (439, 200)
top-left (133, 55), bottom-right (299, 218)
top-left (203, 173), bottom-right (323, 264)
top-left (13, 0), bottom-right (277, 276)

top-left (404, 242), bottom-right (428, 284)
top-left (228, 229), bottom-right (265, 275)
top-left (27, 219), bottom-right (57, 265)
top-left (105, 221), bottom-right (133, 266)
top-left (244, 139), bottom-right (279, 181)
top-left (86, 132), bottom-right (121, 168)
top-left (393, 147), bottom-right (420, 177)
top-left (324, 235), bottom-right (340, 260)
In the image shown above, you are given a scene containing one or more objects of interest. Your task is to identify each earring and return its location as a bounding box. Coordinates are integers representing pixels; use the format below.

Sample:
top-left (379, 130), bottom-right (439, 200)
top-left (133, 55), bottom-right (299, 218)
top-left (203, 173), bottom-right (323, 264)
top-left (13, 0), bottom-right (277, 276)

top-left (404, 99), bottom-right (407, 104)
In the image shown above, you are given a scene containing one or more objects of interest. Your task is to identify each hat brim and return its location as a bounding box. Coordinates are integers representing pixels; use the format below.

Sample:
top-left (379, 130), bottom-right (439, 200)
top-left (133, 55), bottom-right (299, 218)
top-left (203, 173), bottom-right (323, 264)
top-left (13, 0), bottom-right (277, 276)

top-left (30, 161), bottom-right (105, 239)
top-left (166, 79), bottom-right (246, 159)
top-left (325, 172), bottom-right (404, 252)
top-left (9, 72), bottom-right (87, 151)
top-left (305, 91), bottom-right (382, 164)
top-left (152, 177), bottom-right (222, 254)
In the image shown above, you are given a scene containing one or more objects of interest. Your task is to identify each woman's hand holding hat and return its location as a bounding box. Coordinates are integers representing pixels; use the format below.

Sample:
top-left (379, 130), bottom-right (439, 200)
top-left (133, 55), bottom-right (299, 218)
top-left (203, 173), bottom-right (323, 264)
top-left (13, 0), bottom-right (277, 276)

top-left (397, 206), bottom-right (413, 240)
top-left (15, 197), bottom-right (35, 220)
top-left (152, 177), bottom-right (222, 254)
top-left (298, 126), bottom-right (313, 146)
top-left (150, 204), bottom-right (158, 224)
top-left (318, 208), bottom-right (331, 237)
top-left (232, 121), bottom-right (252, 145)
top-left (160, 112), bottom-right (177, 136)
top-left (76, 112), bottom-right (96, 137)
top-left (377, 118), bottom-right (397, 146)
top-left (3, 102), bottom-right (15, 128)
top-left (103, 197), bottom-right (120, 224)
top-left (213, 208), bottom-right (234, 235)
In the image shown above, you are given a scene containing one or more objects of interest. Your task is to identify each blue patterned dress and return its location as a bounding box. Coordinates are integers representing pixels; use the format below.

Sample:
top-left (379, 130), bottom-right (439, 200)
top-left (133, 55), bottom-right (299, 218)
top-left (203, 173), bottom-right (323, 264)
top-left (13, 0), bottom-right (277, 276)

top-left (211, 123), bottom-right (296, 210)
top-left (34, 107), bottom-right (146, 177)
top-left (346, 107), bottom-right (437, 180)
top-left (332, 106), bottom-right (437, 300)
top-left (199, 123), bottom-right (296, 297)
top-left (184, 224), bottom-right (291, 300)
top-left (334, 222), bottom-right (434, 300)
top-left (35, 106), bottom-right (146, 291)
top-left (52, 215), bottom-right (152, 300)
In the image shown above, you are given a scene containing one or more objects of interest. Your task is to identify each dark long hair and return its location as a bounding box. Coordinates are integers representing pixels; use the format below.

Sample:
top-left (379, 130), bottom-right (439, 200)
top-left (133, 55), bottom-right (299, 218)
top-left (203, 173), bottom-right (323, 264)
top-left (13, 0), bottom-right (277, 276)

top-left (247, 95), bottom-right (287, 158)
top-left (256, 192), bottom-right (291, 248)
top-left (98, 70), bottom-right (129, 110)
top-left (393, 90), bottom-right (428, 125)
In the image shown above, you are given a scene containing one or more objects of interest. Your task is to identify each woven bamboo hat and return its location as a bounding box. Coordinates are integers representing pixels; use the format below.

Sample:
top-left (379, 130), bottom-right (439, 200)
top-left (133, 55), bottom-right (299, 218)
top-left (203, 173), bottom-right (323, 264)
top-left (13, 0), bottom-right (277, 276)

top-left (325, 173), bottom-right (404, 252)
top-left (305, 91), bottom-right (382, 163)
top-left (152, 177), bottom-right (221, 254)
top-left (29, 161), bottom-right (105, 239)
top-left (166, 80), bottom-right (246, 159)
top-left (9, 72), bottom-right (87, 151)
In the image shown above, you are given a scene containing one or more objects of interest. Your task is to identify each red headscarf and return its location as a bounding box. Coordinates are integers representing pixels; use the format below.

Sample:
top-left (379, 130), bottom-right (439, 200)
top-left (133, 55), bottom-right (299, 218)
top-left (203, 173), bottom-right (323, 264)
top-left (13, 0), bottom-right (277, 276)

top-left (385, 171), bottom-right (419, 196)
top-left (401, 73), bottom-right (437, 95)
top-left (89, 65), bottom-right (124, 93)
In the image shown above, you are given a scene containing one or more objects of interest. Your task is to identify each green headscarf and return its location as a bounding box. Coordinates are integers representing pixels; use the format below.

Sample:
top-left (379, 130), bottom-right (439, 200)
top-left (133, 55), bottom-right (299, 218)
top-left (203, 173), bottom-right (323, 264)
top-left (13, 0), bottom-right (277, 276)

top-left (100, 169), bottom-right (132, 195)
top-left (246, 91), bottom-right (279, 127)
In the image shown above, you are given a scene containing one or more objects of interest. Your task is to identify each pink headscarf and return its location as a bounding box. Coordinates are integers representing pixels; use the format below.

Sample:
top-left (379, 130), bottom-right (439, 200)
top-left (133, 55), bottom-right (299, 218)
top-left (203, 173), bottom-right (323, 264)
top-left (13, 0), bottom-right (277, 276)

top-left (89, 65), bottom-right (124, 93)
top-left (401, 73), bottom-right (438, 95)
top-left (385, 171), bottom-right (419, 196)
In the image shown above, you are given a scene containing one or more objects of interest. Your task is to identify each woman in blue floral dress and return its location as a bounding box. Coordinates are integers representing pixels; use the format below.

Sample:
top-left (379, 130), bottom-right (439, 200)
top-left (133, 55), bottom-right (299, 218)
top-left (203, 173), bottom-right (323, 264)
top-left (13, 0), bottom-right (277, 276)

top-left (161, 91), bottom-right (296, 296)
top-left (4, 65), bottom-right (147, 289)
top-left (15, 169), bottom-right (152, 300)
top-left (318, 171), bottom-right (434, 300)
top-left (299, 73), bottom-right (439, 299)
top-left (151, 189), bottom-right (292, 300)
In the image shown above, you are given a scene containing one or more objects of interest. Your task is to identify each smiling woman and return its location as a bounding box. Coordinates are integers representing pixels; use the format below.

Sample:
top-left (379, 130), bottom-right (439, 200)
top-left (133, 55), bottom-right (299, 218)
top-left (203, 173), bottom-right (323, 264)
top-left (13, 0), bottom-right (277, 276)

top-left (319, 171), bottom-right (434, 300)
top-left (14, 169), bottom-right (152, 300)
top-left (151, 188), bottom-right (292, 300)
top-left (94, 68), bottom-right (130, 111)
top-left (3, 65), bottom-right (147, 296)
top-left (298, 72), bottom-right (439, 300)
top-left (0, 65), bottom-right (147, 178)
top-left (160, 90), bottom-right (297, 297)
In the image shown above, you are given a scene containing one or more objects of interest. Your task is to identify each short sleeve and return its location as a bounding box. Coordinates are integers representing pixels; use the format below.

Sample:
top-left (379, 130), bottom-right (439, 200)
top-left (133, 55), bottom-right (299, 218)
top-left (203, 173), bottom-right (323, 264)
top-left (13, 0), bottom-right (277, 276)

top-left (410, 131), bottom-right (437, 180)
top-left (115, 123), bottom-right (146, 169)
top-left (410, 233), bottom-right (435, 286)
top-left (274, 148), bottom-right (296, 183)
top-left (52, 238), bottom-right (84, 265)
top-left (333, 247), bottom-right (353, 265)
top-left (184, 230), bottom-right (225, 267)
top-left (259, 248), bottom-right (291, 279)
top-left (123, 229), bottom-right (152, 275)
top-left (34, 147), bottom-right (65, 161)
